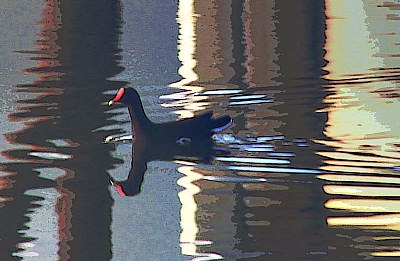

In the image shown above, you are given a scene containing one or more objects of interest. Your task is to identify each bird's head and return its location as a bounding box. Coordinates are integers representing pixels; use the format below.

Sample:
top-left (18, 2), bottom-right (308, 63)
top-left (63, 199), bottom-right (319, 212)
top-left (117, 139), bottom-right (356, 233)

top-left (108, 87), bottom-right (126, 106)
top-left (108, 87), bottom-right (142, 107)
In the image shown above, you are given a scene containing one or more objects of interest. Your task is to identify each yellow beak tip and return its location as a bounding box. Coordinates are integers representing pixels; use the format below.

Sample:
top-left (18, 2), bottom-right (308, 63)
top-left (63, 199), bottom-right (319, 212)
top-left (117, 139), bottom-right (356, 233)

top-left (108, 100), bottom-right (114, 106)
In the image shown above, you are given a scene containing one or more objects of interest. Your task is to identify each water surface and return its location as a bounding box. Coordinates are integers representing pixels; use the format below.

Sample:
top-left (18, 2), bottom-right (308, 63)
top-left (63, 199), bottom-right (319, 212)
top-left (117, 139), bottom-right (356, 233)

top-left (0, 0), bottom-right (399, 260)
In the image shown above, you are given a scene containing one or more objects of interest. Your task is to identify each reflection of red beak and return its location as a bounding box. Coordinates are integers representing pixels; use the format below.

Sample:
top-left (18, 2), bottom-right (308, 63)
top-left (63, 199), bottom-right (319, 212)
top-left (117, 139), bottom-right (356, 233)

top-left (110, 179), bottom-right (127, 197)
top-left (115, 183), bottom-right (127, 197)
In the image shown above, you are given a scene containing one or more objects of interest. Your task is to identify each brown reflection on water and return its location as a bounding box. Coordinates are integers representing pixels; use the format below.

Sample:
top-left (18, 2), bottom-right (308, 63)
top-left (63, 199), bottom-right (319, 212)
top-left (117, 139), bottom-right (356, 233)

top-left (169, 0), bottom-right (339, 260)
top-left (240, 0), bottom-right (282, 138)
top-left (192, 0), bottom-right (235, 86)
top-left (242, 0), bottom-right (279, 88)
top-left (168, 0), bottom-right (282, 128)
top-left (169, 0), bottom-right (278, 259)
top-left (167, 0), bottom-right (254, 120)
top-left (0, 1), bottom-right (65, 259)
top-left (1, 0), bottom-right (123, 259)
top-left (320, 0), bottom-right (400, 258)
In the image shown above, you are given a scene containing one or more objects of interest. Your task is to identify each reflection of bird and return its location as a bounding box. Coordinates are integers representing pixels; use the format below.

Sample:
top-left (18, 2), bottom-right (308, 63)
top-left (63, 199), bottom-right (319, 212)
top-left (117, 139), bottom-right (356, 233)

top-left (109, 159), bottom-right (147, 197)
top-left (108, 87), bottom-right (232, 196)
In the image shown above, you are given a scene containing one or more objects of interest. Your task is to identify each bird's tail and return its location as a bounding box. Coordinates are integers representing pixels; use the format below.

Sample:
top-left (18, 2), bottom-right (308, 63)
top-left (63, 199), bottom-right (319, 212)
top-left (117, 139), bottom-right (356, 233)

top-left (211, 116), bottom-right (233, 133)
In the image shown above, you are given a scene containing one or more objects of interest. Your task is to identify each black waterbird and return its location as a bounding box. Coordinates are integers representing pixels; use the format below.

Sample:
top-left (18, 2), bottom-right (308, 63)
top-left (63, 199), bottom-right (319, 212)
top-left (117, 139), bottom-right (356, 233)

top-left (108, 87), bottom-right (232, 196)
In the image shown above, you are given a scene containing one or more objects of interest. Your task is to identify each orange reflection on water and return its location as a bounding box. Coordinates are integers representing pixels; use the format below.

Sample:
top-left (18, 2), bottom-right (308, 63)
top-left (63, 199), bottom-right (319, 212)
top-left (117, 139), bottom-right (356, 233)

top-left (318, 174), bottom-right (400, 185)
top-left (320, 0), bottom-right (400, 173)
top-left (327, 213), bottom-right (400, 231)
top-left (322, 5), bottom-right (400, 256)
top-left (324, 0), bottom-right (384, 80)
top-left (319, 0), bottom-right (400, 162)
top-left (325, 198), bottom-right (400, 213)
top-left (372, 251), bottom-right (400, 258)
top-left (324, 185), bottom-right (400, 197)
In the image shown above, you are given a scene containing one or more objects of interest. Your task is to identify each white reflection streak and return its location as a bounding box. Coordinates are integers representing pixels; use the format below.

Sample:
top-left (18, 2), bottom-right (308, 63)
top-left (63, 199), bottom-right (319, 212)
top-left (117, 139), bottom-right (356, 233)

top-left (172, 0), bottom-right (198, 87)
top-left (177, 165), bottom-right (224, 260)
top-left (177, 166), bottom-right (202, 256)
top-left (167, 0), bottom-right (208, 119)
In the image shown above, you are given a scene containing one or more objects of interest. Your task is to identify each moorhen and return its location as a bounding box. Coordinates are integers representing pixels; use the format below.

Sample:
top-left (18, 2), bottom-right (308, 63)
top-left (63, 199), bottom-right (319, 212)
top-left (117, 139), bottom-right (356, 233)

top-left (108, 87), bottom-right (232, 145)
top-left (108, 87), bottom-right (232, 196)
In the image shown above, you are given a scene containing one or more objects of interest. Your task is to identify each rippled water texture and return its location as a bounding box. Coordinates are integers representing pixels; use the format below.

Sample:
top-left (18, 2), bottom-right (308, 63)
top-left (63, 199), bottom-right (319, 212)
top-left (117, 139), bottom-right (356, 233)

top-left (0, 0), bottom-right (399, 260)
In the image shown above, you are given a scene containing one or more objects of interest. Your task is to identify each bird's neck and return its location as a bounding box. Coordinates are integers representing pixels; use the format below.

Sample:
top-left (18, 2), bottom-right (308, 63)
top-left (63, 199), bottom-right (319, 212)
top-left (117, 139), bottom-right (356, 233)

top-left (126, 101), bottom-right (153, 136)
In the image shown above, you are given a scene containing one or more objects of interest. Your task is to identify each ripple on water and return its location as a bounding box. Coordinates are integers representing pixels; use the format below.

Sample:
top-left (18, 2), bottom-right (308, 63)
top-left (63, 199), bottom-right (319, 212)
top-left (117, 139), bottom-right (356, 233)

top-left (29, 152), bottom-right (72, 160)
top-left (13, 188), bottom-right (60, 260)
top-left (35, 167), bottom-right (68, 181)
top-left (46, 139), bottom-right (79, 147)
top-left (215, 156), bottom-right (290, 165)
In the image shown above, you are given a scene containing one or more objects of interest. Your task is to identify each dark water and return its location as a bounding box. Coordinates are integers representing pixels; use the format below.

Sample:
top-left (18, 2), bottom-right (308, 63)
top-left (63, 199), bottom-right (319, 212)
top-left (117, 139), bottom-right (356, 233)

top-left (0, 0), bottom-right (399, 260)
